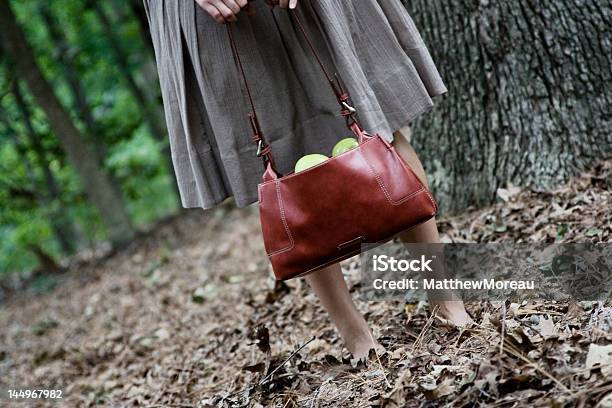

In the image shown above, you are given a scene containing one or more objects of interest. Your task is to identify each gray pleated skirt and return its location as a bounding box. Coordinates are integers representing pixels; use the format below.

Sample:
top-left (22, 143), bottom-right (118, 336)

top-left (144, 0), bottom-right (447, 209)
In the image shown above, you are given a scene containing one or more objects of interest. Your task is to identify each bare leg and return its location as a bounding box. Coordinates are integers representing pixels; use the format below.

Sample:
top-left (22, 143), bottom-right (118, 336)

top-left (305, 263), bottom-right (379, 358)
top-left (392, 127), bottom-right (472, 326)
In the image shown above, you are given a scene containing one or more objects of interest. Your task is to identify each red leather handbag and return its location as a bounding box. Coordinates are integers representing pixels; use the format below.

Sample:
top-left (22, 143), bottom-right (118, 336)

top-left (227, 9), bottom-right (438, 280)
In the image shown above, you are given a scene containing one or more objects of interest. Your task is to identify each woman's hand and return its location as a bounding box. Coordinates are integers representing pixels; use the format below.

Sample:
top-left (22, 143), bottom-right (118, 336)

top-left (197, 0), bottom-right (298, 24)
top-left (196, 0), bottom-right (249, 24)
top-left (266, 0), bottom-right (298, 9)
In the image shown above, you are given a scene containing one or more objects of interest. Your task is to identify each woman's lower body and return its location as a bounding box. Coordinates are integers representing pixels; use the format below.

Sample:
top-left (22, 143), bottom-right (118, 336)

top-left (145, 0), bottom-right (470, 358)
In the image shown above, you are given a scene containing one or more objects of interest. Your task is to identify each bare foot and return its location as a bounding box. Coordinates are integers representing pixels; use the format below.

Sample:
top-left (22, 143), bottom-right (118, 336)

top-left (432, 301), bottom-right (473, 327)
top-left (345, 331), bottom-right (383, 360)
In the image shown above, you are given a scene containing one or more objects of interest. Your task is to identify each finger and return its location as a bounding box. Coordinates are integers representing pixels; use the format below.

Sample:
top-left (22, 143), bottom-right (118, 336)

top-left (236, 0), bottom-right (248, 7)
top-left (279, 0), bottom-right (289, 8)
top-left (197, 1), bottom-right (226, 24)
top-left (289, 0), bottom-right (298, 9)
top-left (213, 0), bottom-right (237, 22)
top-left (221, 0), bottom-right (241, 15)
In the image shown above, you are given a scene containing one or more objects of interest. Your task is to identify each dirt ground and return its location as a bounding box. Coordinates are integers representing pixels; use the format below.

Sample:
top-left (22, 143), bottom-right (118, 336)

top-left (1, 160), bottom-right (611, 407)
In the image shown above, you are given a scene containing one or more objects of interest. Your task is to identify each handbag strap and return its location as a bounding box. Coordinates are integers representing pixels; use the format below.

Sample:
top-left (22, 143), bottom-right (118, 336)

top-left (226, 7), bottom-right (359, 167)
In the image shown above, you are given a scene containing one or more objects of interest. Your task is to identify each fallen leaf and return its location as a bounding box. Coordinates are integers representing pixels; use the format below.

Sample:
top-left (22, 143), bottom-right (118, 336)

top-left (585, 344), bottom-right (612, 379)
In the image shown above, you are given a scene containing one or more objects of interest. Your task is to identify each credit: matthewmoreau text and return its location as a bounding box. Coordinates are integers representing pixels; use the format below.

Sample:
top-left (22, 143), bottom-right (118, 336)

top-left (372, 278), bottom-right (536, 291)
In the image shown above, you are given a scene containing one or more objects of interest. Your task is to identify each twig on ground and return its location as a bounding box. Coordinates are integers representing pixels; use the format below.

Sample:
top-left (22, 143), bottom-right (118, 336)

top-left (260, 336), bottom-right (316, 386)
top-left (499, 302), bottom-right (506, 357)
top-left (503, 341), bottom-right (572, 394)
top-left (222, 336), bottom-right (318, 402)
top-left (413, 304), bottom-right (439, 351)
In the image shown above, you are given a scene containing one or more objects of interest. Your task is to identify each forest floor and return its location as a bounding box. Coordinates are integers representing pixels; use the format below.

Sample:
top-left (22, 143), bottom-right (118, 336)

top-left (1, 159), bottom-right (611, 408)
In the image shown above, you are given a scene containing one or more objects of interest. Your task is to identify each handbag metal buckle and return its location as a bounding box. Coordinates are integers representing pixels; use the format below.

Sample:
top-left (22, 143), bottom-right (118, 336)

top-left (256, 140), bottom-right (265, 156)
top-left (341, 101), bottom-right (357, 114)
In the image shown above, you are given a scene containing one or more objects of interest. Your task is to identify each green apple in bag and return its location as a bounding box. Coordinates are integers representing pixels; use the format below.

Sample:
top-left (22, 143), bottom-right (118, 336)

top-left (294, 154), bottom-right (328, 173)
top-left (332, 137), bottom-right (359, 156)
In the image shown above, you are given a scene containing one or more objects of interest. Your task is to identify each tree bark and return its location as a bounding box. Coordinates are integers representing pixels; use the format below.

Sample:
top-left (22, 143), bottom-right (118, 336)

top-left (404, 0), bottom-right (612, 213)
top-left (0, 1), bottom-right (136, 246)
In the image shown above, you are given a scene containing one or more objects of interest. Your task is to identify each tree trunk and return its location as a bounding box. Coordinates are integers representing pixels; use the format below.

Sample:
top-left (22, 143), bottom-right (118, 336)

top-left (39, 4), bottom-right (108, 163)
top-left (28, 244), bottom-right (63, 273)
top-left (11, 81), bottom-right (79, 254)
top-left (39, 4), bottom-right (129, 197)
top-left (403, 0), bottom-right (612, 213)
top-left (127, 0), bottom-right (163, 105)
top-left (110, 0), bottom-right (155, 55)
top-left (0, 1), bottom-right (136, 246)
top-left (91, 1), bottom-right (180, 197)
top-left (91, 1), bottom-right (165, 142)
top-left (106, 0), bottom-right (166, 128)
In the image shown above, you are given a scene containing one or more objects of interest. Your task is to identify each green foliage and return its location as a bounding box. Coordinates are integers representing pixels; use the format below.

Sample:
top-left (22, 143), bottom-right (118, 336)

top-left (0, 0), bottom-right (179, 276)
top-left (107, 125), bottom-right (177, 224)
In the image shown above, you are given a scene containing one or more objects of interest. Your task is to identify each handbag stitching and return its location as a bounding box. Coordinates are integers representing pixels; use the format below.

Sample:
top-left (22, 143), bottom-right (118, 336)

top-left (422, 188), bottom-right (438, 215)
top-left (397, 156), bottom-right (439, 214)
top-left (357, 147), bottom-right (426, 206)
top-left (266, 181), bottom-right (295, 256)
